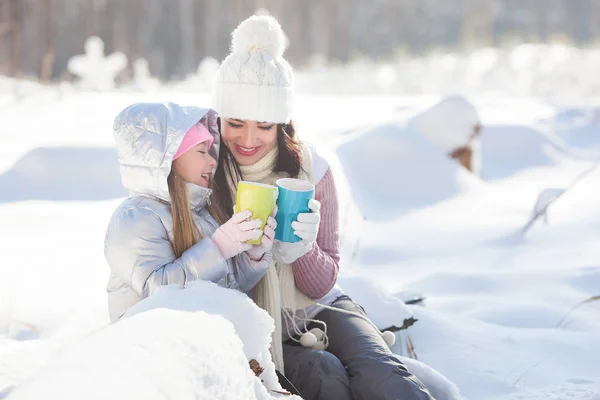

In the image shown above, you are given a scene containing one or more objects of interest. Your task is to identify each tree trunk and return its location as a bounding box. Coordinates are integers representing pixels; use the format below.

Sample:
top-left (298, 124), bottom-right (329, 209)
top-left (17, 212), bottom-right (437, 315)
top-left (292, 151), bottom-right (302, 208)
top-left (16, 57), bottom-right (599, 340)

top-left (9, 0), bottom-right (22, 78)
top-left (40, 0), bottom-right (54, 82)
top-left (178, 0), bottom-right (195, 77)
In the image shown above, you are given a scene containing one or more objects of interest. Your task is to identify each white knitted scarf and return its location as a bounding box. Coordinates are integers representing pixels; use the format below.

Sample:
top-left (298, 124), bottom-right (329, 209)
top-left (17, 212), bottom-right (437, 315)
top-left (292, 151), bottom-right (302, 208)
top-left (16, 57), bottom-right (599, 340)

top-left (226, 143), bottom-right (320, 372)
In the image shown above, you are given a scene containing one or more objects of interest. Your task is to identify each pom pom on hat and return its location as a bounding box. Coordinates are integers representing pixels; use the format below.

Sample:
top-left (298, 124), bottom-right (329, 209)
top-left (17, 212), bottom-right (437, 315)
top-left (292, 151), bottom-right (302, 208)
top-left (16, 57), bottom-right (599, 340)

top-left (231, 15), bottom-right (286, 57)
top-left (212, 14), bottom-right (294, 123)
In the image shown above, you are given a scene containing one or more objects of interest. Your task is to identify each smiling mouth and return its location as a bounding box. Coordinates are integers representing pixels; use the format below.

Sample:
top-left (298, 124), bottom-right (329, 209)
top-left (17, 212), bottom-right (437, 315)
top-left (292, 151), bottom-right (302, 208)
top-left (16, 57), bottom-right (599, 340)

top-left (235, 145), bottom-right (260, 156)
top-left (201, 173), bottom-right (211, 184)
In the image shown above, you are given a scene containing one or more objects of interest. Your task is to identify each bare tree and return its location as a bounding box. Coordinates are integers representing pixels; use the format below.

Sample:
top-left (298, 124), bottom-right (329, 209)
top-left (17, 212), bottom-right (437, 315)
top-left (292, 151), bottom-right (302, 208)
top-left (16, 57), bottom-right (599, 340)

top-left (40, 0), bottom-right (54, 82)
top-left (461, 0), bottom-right (494, 47)
top-left (1, 0), bottom-right (25, 78)
top-left (178, 0), bottom-right (196, 77)
top-left (5, 0), bottom-right (600, 81)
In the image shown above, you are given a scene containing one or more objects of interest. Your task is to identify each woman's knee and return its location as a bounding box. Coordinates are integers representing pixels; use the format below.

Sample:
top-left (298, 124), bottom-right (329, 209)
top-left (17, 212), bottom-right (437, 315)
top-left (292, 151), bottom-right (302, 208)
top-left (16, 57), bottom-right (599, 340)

top-left (284, 347), bottom-right (345, 378)
top-left (283, 347), bottom-right (352, 400)
top-left (351, 371), bottom-right (434, 400)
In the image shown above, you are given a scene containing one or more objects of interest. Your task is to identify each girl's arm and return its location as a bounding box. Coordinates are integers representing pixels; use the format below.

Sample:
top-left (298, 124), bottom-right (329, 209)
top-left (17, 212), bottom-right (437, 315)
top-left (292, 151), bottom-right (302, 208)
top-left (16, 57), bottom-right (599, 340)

top-left (105, 206), bottom-right (228, 298)
top-left (233, 252), bottom-right (273, 293)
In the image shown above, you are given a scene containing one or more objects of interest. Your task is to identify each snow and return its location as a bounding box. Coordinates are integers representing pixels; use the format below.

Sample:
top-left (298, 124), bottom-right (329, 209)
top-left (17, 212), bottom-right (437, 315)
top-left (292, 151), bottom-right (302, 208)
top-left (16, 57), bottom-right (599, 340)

top-left (1, 77), bottom-right (600, 399)
top-left (339, 274), bottom-right (464, 400)
top-left (132, 59), bottom-right (160, 91)
top-left (336, 274), bottom-right (415, 330)
top-left (8, 307), bottom-right (295, 400)
top-left (551, 106), bottom-right (600, 153)
top-left (123, 280), bottom-right (284, 394)
top-left (0, 146), bottom-right (126, 202)
top-left (337, 120), bottom-right (484, 220)
top-left (67, 37), bottom-right (127, 91)
top-left (478, 124), bottom-right (569, 180)
top-left (407, 96), bottom-right (481, 154)
top-left (399, 357), bottom-right (463, 400)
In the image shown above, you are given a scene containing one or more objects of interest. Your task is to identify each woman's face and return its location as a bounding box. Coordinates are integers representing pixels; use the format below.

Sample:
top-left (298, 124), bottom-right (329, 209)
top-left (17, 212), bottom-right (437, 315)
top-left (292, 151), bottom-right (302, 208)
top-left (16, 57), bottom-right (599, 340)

top-left (220, 118), bottom-right (278, 166)
top-left (172, 142), bottom-right (217, 187)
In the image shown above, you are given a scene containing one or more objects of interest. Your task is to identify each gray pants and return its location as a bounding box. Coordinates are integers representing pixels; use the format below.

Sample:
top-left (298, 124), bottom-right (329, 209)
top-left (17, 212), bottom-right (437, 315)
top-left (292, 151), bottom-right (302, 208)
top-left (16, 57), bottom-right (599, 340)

top-left (282, 297), bottom-right (434, 400)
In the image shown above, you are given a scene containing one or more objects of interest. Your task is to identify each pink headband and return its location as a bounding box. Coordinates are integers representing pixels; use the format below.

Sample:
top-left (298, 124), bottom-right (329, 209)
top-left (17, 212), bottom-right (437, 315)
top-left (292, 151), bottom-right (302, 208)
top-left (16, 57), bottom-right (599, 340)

top-left (173, 122), bottom-right (214, 160)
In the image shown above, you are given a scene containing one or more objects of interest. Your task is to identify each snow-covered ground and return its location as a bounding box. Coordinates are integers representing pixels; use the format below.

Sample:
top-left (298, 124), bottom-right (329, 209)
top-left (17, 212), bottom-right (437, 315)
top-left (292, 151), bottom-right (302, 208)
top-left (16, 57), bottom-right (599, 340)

top-left (1, 83), bottom-right (600, 400)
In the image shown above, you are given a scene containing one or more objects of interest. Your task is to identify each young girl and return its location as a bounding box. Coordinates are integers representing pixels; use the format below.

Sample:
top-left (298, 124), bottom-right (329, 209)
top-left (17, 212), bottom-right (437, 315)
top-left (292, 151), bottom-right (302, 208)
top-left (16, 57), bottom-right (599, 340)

top-left (210, 15), bottom-right (434, 400)
top-left (104, 102), bottom-right (277, 323)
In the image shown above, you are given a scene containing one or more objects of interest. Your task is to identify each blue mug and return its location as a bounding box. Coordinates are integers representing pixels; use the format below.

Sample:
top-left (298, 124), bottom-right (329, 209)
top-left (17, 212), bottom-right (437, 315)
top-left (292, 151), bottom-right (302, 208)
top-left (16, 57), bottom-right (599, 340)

top-left (275, 178), bottom-right (315, 243)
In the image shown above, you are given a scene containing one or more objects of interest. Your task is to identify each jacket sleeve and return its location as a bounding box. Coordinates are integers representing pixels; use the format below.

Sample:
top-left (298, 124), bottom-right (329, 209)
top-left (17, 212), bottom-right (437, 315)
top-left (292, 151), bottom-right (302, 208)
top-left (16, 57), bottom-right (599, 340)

top-left (104, 206), bottom-right (228, 298)
top-left (233, 251), bottom-right (273, 293)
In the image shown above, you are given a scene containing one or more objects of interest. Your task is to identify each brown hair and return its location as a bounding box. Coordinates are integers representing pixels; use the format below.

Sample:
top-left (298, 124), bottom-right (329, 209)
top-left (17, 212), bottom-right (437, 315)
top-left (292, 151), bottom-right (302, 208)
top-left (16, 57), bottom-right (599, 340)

top-left (167, 170), bottom-right (201, 258)
top-left (209, 120), bottom-right (303, 225)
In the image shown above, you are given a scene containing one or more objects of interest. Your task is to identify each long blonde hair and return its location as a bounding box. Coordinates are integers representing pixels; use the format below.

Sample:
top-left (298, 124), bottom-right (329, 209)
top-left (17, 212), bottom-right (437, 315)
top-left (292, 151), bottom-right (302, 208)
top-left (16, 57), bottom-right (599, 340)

top-left (167, 170), bottom-right (201, 258)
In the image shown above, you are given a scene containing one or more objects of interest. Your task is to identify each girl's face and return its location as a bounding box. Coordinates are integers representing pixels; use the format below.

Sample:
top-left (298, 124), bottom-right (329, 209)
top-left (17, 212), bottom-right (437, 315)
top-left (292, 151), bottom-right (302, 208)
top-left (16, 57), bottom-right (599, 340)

top-left (220, 118), bottom-right (278, 166)
top-left (172, 142), bottom-right (217, 187)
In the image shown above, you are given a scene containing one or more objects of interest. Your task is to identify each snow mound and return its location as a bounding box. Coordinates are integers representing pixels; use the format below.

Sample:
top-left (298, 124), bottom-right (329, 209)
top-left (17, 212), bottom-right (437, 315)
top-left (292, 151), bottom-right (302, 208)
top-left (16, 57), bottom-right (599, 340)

top-left (479, 124), bottom-right (568, 180)
top-left (408, 305), bottom-right (600, 400)
top-left (124, 280), bottom-right (287, 394)
top-left (67, 36), bottom-right (127, 91)
top-left (131, 58), bottom-right (160, 91)
top-left (337, 274), bottom-right (414, 330)
top-left (9, 282), bottom-right (299, 400)
top-left (400, 356), bottom-right (464, 400)
top-left (0, 146), bottom-right (126, 203)
top-left (339, 274), bottom-right (463, 400)
top-left (337, 121), bottom-right (484, 220)
top-left (407, 96), bottom-right (481, 154)
top-left (551, 107), bottom-right (600, 155)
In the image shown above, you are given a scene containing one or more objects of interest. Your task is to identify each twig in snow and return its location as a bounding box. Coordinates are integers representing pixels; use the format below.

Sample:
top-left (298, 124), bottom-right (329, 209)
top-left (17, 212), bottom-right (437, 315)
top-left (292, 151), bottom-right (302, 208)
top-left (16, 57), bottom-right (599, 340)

top-left (404, 331), bottom-right (419, 360)
top-left (511, 356), bottom-right (548, 389)
top-left (350, 216), bottom-right (367, 267)
top-left (556, 295), bottom-right (600, 328)
top-left (520, 163), bottom-right (598, 236)
top-left (0, 385), bottom-right (14, 400)
top-left (249, 359), bottom-right (264, 377)
top-left (384, 317), bottom-right (419, 332)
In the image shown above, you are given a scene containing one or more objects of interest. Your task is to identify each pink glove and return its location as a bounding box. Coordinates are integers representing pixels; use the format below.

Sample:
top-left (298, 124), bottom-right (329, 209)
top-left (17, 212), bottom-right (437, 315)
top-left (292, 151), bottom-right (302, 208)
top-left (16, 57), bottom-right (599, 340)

top-left (211, 210), bottom-right (262, 259)
top-left (246, 206), bottom-right (278, 261)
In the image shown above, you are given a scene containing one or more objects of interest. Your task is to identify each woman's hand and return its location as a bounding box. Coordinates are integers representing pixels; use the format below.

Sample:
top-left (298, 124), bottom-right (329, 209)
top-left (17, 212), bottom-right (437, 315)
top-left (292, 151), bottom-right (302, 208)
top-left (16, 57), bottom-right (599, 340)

top-left (273, 199), bottom-right (320, 264)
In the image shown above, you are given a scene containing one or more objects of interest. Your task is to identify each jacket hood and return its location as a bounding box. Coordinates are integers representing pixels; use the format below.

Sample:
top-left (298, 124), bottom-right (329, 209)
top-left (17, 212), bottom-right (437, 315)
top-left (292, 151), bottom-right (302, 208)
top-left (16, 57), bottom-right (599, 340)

top-left (113, 102), bottom-right (220, 208)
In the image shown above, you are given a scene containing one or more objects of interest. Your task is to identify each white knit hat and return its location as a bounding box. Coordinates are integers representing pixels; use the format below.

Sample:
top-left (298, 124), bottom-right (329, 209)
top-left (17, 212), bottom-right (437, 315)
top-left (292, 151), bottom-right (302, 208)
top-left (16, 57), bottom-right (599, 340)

top-left (213, 15), bottom-right (294, 124)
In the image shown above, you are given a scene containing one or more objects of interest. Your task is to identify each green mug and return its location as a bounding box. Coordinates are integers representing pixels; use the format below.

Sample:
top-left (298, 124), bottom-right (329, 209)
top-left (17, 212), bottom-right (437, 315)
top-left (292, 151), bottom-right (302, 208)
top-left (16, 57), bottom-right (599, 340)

top-left (235, 181), bottom-right (278, 245)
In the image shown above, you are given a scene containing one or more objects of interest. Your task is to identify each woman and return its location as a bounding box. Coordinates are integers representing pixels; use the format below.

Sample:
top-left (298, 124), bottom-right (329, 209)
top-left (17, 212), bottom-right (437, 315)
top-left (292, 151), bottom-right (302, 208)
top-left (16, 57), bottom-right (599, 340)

top-left (104, 102), bottom-right (276, 323)
top-left (209, 15), bottom-right (434, 400)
